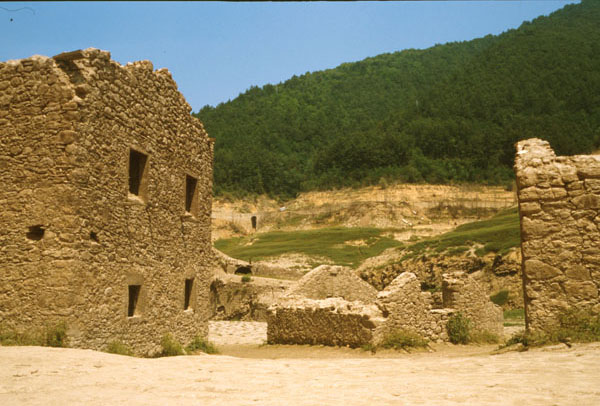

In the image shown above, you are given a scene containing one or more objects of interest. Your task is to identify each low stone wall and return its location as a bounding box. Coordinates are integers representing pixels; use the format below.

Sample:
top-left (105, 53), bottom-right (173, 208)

top-left (266, 297), bottom-right (383, 347)
top-left (514, 138), bottom-right (600, 331)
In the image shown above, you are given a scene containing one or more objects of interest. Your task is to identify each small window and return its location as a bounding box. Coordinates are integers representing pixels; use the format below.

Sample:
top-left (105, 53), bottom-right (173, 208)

top-left (26, 225), bottom-right (45, 241)
top-left (185, 175), bottom-right (198, 215)
top-left (184, 278), bottom-right (194, 310)
top-left (128, 285), bottom-right (141, 317)
top-left (129, 149), bottom-right (148, 199)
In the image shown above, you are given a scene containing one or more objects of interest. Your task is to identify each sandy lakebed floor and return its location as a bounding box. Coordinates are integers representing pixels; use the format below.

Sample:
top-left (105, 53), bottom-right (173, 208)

top-left (1, 321), bottom-right (600, 406)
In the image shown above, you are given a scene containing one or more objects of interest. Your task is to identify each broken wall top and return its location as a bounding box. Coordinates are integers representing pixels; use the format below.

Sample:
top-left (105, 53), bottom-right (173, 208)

top-left (1, 48), bottom-right (210, 144)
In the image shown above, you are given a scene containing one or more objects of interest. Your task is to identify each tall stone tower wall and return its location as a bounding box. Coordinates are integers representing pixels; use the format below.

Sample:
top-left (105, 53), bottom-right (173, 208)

top-left (0, 49), bottom-right (213, 355)
top-left (514, 138), bottom-right (600, 331)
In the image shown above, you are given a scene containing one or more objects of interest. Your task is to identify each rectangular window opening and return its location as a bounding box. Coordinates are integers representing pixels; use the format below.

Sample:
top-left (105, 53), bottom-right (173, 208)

top-left (184, 278), bottom-right (194, 310)
top-left (129, 149), bottom-right (148, 197)
top-left (128, 285), bottom-right (141, 317)
top-left (185, 175), bottom-right (198, 215)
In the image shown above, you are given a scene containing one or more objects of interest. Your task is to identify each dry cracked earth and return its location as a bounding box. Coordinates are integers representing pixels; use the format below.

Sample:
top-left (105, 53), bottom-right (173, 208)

top-left (1, 321), bottom-right (599, 406)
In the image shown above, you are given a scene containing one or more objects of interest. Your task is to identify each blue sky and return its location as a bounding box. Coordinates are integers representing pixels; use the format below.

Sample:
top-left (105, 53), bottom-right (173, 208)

top-left (1, 1), bottom-right (578, 111)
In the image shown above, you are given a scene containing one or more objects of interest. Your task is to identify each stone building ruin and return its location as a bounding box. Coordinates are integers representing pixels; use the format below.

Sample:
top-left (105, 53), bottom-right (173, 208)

top-left (515, 138), bottom-right (600, 331)
top-left (0, 48), bottom-right (214, 354)
top-left (267, 268), bottom-right (503, 347)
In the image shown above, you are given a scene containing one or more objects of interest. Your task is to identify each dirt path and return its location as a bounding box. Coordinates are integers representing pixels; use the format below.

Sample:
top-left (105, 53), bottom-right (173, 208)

top-left (2, 339), bottom-right (599, 406)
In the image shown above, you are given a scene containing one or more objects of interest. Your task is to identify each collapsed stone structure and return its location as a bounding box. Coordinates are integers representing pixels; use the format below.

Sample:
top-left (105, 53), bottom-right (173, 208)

top-left (514, 138), bottom-right (600, 331)
top-left (0, 49), bottom-right (213, 354)
top-left (267, 269), bottom-right (503, 347)
top-left (286, 265), bottom-right (378, 304)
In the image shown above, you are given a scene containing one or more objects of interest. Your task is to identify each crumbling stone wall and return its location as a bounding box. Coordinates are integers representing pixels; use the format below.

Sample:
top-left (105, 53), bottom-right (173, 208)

top-left (0, 49), bottom-right (213, 355)
top-left (267, 271), bottom-right (503, 347)
top-left (514, 138), bottom-right (600, 331)
top-left (374, 272), bottom-right (453, 343)
top-left (267, 297), bottom-right (383, 347)
top-left (286, 265), bottom-right (378, 304)
top-left (442, 272), bottom-right (504, 337)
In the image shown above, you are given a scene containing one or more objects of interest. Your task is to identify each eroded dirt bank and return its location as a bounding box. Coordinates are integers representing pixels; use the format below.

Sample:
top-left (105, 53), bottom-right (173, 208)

top-left (2, 343), bottom-right (599, 406)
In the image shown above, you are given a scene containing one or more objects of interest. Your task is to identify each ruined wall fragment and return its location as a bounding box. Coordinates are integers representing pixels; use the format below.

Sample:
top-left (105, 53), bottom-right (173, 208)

top-left (266, 270), bottom-right (501, 347)
top-left (515, 138), bottom-right (600, 331)
top-left (374, 272), bottom-right (452, 343)
top-left (442, 271), bottom-right (504, 336)
top-left (266, 297), bottom-right (383, 347)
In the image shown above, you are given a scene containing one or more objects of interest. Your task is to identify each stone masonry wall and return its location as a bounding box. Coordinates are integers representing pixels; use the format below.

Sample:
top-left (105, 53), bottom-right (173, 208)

top-left (514, 138), bottom-right (600, 331)
top-left (374, 272), bottom-right (452, 343)
top-left (267, 271), bottom-right (502, 347)
top-left (266, 297), bottom-right (383, 347)
top-left (442, 272), bottom-right (504, 337)
top-left (0, 49), bottom-right (214, 355)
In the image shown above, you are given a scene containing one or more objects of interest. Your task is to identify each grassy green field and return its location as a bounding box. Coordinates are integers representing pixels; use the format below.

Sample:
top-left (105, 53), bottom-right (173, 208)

top-left (404, 207), bottom-right (520, 259)
top-left (214, 227), bottom-right (404, 267)
top-left (215, 207), bottom-right (521, 268)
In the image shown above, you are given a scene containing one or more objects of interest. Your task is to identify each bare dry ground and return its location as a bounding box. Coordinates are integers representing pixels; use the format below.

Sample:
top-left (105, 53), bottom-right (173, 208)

top-left (2, 338), bottom-right (599, 405)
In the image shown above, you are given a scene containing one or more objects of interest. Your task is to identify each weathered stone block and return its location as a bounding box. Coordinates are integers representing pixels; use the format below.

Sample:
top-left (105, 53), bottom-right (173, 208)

top-left (523, 259), bottom-right (562, 280)
top-left (58, 130), bottom-right (77, 144)
top-left (576, 161), bottom-right (600, 178)
top-left (563, 281), bottom-right (599, 300)
top-left (519, 202), bottom-right (541, 215)
top-left (556, 163), bottom-right (579, 183)
top-left (521, 217), bottom-right (559, 239)
top-left (565, 265), bottom-right (591, 281)
top-left (572, 194), bottom-right (600, 210)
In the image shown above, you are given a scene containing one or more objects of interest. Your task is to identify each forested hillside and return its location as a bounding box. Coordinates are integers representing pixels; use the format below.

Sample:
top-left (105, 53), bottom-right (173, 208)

top-left (195, 0), bottom-right (600, 199)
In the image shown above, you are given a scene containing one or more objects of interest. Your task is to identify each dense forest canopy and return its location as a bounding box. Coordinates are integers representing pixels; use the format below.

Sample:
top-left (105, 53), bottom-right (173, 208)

top-left (195, 0), bottom-right (600, 199)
